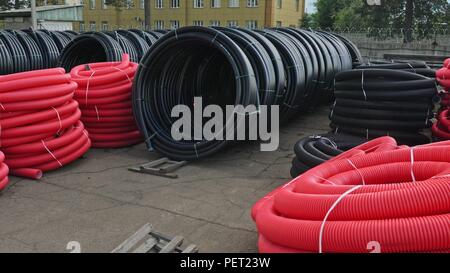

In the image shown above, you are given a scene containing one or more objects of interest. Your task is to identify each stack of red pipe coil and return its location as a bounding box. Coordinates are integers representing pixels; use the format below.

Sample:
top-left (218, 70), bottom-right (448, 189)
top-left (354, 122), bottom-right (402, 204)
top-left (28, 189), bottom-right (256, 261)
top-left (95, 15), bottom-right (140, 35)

top-left (0, 68), bottom-right (91, 179)
top-left (252, 137), bottom-right (450, 253)
top-left (69, 54), bottom-right (142, 148)
top-left (0, 151), bottom-right (9, 191)
top-left (433, 59), bottom-right (450, 140)
top-left (436, 58), bottom-right (450, 89)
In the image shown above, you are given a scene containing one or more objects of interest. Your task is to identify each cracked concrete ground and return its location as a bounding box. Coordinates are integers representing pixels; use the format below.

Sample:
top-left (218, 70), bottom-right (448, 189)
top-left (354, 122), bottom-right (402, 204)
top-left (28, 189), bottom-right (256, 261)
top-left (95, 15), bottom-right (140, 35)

top-left (0, 107), bottom-right (330, 253)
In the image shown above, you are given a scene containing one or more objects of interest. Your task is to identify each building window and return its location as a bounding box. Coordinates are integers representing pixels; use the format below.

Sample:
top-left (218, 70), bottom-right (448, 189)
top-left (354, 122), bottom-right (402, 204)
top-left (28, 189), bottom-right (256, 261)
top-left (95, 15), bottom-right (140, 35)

top-left (295, 0), bottom-right (300, 11)
top-left (155, 0), bottom-right (163, 8)
top-left (171, 0), bottom-right (180, 8)
top-left (79, 22), bottom-right (85, 31)
top-left (193, 20), bottom-right (203, 26)
top-left (246, 20), bottom-right (257, 29)
top-left (89, 21), bottom-right (96, 31)
top-left (276, 0), bottom-right (282, 9)
top-left (246, 0), bottom-right (257, 7)
top-left (170, 20), bottom-right (180, 29)
top-left (140, 0), bottom-right (144, 9)
top-left (89, 0), bottom-right (95, 9)
top-left (211, 0), bottom-right (221, 8)
top-left (126, 0), bottom-right (133, 9)
top-left (209, 20), bottom-right (220, 26)
top-left (193, 0), bottom-right (203, 8)
top-left (102, 0), bottom-right (107, 9)
top-left (155, 20), bottom-right (164, 29)
top-left (228, 0), bottom-right (239, 7)
top-left (101, 21), bottom-right (108, 31)
top-left (80, 0), bottom-right (84, 4)
top-left (276, 21), bottom-right (282, 27)
top-left (227, 20), bottom-right (238, 27)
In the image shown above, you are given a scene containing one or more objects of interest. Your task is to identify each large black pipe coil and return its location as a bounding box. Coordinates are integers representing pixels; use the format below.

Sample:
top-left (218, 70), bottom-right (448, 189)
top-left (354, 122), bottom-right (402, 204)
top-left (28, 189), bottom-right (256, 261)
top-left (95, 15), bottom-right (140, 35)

top-left (13, 30), bottom-right (45, 71)
top-left (290, 133), bottom-right (366, 178)
top-left (133, 26), bottom-right (260, 161)
top-left (133, 26), bottom-right (357, 161)
top-left (331, 69), bottom-right (437, 145)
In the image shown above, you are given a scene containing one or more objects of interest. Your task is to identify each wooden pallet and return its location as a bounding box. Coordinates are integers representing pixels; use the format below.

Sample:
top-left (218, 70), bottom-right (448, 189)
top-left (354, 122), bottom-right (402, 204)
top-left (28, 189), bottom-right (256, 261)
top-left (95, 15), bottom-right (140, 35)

top-left (112, 223), bottom-right (199, 253)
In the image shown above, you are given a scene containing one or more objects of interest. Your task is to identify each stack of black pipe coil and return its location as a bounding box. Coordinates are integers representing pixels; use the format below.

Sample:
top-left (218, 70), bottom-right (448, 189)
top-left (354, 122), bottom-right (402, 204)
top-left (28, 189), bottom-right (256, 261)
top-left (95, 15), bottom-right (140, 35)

top-left (59, 30), bottom-right (162, 72)
top-left (133, 26), bottom-right (358, 161)
top-left (0, 29), bottom-right (77, 75)
top-left (330, 69), bottom-right (437, 145)
top-left (290, 133), bottom-right (366, 178)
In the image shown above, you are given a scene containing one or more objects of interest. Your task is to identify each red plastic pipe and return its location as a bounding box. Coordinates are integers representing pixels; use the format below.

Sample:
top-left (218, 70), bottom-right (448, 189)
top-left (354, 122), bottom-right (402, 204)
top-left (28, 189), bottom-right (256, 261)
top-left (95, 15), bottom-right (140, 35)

top-left (69, 54), bottom-right (143, 148)
top-left (253, 137), bottom-right (450, 253)
top-left (0, 68), bottom-right (91, 180)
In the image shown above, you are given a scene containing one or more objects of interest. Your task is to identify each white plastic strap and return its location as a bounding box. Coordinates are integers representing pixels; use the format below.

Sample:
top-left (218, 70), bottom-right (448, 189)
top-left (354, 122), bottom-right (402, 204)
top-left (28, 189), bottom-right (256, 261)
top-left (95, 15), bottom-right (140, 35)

top-left (41, 140), bottom-right (62, 167)
top-left (347, 158), bottom-right (365, 185)
top-left (410, 147), bottom-right (416, 182)
top-left (330, 101), bottom-right (336, 118)
top-left (366, 129), bottom-right (369, 140)
top-left (193, 143), bottom-right (199, 159)
top-left (319, 185), bottom-right (362, 253)
top-left (361, 70), bottom-right (367, 101)
top-left (85, 70), bottom-right (96, 107)
top-left (51, 107), bottom-right (62, 134)
top-left (95, 105), bottom-right (100, 121)
top-left (112, 67), bottom-right (133, 83)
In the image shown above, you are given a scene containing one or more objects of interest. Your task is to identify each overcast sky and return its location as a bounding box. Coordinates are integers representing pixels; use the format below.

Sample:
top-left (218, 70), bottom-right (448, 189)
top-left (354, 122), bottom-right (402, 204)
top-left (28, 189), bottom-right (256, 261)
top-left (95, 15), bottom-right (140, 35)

top-left (305, 0), bottom-right (317, 14)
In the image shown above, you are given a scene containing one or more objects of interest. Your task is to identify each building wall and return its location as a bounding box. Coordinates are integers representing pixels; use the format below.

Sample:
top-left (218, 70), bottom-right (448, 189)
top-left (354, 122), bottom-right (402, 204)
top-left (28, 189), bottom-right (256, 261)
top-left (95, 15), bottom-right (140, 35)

top-left (74, 0), bottom-right (305, 31)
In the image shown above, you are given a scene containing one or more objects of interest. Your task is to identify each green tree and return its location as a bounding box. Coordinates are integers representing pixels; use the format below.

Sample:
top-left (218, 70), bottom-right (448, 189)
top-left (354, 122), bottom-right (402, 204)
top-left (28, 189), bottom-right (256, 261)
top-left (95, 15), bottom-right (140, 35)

top-left (300, 13), bottom-right (318, 29)
top-left (0, 0), bottom-right (13, 11)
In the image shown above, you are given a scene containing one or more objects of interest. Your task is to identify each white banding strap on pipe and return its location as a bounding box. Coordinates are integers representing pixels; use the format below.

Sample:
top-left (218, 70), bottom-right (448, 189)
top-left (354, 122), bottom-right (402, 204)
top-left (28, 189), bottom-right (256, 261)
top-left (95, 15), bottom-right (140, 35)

top-left (41, 140), bottom-right (62, 167)
top-left (95, 105), bottom-right (100, 121)
top-left (366, 129), bottom-right (369, 140)
top-left (194, 143), bottom-right (199, 159)
top-left (51, 107), bottom-right (62, 134)
top-left (0, 102), bottom-right (5, 111)
top-left (319, 185), bottom-right (362, 253)
top-left (361, 70), bottom-right (367, 101)
top-left (410, 147), bottom-right (416, 182)
top-left (85, 70), bottom-right (96, 107)
top-left (330, 101), bottom-right (336, 118)
top-left (347, 158), bottom-right (365, 185)
top-left (312, 174), bottom-right (336, 185)
top-left (112, 67), bottom-right (132, 83)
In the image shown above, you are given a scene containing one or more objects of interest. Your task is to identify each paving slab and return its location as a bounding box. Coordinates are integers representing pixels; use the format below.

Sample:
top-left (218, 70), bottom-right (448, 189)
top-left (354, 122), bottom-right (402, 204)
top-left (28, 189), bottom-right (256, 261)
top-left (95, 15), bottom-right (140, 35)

top-left (0, 107), bottom-right (331, 253)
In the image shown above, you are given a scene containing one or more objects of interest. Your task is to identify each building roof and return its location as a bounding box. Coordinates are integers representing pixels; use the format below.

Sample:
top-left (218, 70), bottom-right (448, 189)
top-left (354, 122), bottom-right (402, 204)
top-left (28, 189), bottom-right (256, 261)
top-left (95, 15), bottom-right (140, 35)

top-left (0, 5), bottom-right (83, 21)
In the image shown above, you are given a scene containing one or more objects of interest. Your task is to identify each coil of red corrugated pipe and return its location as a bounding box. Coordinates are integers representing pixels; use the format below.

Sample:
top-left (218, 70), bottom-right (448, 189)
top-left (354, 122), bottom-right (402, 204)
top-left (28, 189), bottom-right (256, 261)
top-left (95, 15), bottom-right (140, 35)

top-left (436, 58), bottom-right (450, 88)
top-left (69, 54), bottom-right (143, 148)
top-left (432, 110), bottom-right (450, 140)
top-left (0, 151), bottom-right (9, 191)
top-left (0, 68), bottom-right (91, 180)
top-left (253, 137), bottom-right (450, 253)
top-left (252, 136), bottom-right (399, 221)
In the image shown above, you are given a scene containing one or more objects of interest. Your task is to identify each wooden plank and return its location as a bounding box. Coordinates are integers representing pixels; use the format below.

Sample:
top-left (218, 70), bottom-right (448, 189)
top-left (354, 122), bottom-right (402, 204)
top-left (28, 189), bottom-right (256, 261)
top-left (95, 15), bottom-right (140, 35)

top-left (132, 238), bottom-right (158, 253)
top-left (111, 223), bottom-right (152, 253)
top-left (182, 244), bottom-right (199, 253)
top-left (159, 236), bottom-right (184, 253)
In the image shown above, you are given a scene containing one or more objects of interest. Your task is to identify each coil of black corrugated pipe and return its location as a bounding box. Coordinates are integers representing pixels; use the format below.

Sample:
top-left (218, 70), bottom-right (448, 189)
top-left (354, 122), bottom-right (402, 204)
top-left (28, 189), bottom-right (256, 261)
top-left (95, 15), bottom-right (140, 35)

top-left (213, 27), bottom-right (282, 106)
top-left (0, 33), bottom-right (14, 75)
top-left (58, 32), bottom-right (124, 72)
top-left (0, 30), bottom-right (30, 73)
top-left (290, 133), bottom-right (366, 178)
top-left (128, 29), bottom-right (158, 48)
top-left (253, 29), bottom-right (306, 121)
top-left (357, 62), bottom-right (436, 78)
top-left (116, 30), bottom-right (150, 60)
top-left (133, 26), bottom-right (259, 160)
top-left (330, 69), bottom-right (437, 145)
top-left (13, 30), bottom-right (45, 71)
top-left (26, 30), bottom-right (60, 68)
top-left (104, 31), bottom-right (139, 63)
top-left (48, 30), bottom-right (74, 52)
top-left (331, 32), bottom-right (363, 67)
